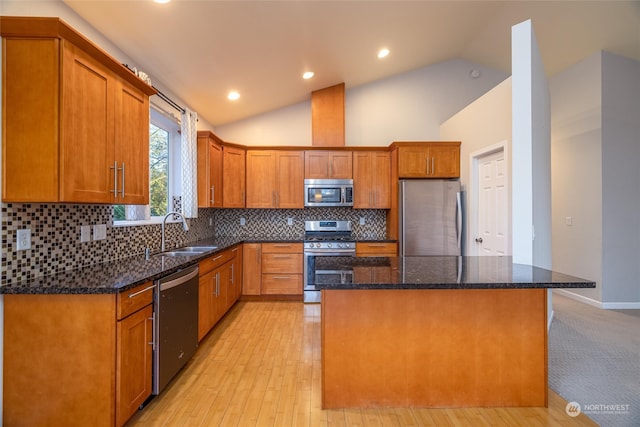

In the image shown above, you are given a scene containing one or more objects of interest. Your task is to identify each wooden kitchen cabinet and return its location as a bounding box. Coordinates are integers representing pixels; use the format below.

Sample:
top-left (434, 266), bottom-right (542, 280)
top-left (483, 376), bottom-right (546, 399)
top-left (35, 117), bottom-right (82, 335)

top-left (355, 242), bottom-right (397, 256)
top-left (261, 243), bottom-right (303, 295)
top-left (245, 150), bottom-right (304, 208)
top-left (242, 243), bottom-right (262, 295)
top-left (197, 131), bottom-right (223, 208)
top-left (198, 246), bottom-right (240, 341)
top-left (353, 151), bottom-right (391, 208)
top-left (304, 150), bottom-right (353, 179)
top-left (116, 282), bottom-right (154, 427)
top-left (1, 17), bottom-right (155, 204)
top-left (4, 280), bottom-right (155, 427)
top-left (396, 141), bottom-right (460, 178)
top-left (223, 146), bottom-right (246, 207)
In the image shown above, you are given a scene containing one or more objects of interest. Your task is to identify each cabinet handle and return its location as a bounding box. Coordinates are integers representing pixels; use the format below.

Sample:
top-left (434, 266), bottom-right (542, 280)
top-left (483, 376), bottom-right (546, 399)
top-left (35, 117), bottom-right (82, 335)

top-left (211, 255), bottom-right (224, 262)
top-left (211, 186), bottom-right (215, 205)
top-left (121, 162), bottom-right (126, 197)
top-left (431, 157), bottom-right (435, 175)
top-left (214, 272), bottom-right (220, 296)
top-left (231, 264), bottom-right (234, 284)
top-left (272, 255), bottom-right (291, 259)
top-left (111, 161), bottom-right (118, 196)
top-left (272, 276), bottom-right (291, 280)
top-left (128, 284), bottom-right (155, 299)
top-left (273, 244), bottom-right (291, 248)
top-left (148, 311), bottom-right (156, 351)
top-left (426, 156), bottom-right (430, 175)
top-left (276, 191), bottom-right (279, 207)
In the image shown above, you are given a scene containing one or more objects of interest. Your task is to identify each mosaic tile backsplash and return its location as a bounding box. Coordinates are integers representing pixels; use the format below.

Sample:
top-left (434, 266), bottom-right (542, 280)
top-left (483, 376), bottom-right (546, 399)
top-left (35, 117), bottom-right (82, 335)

top-left (1, 204), bottom-right (387, 285)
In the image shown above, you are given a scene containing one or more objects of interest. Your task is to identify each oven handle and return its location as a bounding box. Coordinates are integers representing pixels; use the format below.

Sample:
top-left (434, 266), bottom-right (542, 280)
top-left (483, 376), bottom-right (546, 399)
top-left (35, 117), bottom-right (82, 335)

top-left (304, 249), bottom-right (356, 256)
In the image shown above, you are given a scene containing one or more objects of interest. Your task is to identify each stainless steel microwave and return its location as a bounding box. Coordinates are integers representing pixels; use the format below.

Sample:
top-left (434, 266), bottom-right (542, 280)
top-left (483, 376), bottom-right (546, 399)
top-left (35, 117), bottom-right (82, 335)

top-left (304, 179), bottom-right (354, 207)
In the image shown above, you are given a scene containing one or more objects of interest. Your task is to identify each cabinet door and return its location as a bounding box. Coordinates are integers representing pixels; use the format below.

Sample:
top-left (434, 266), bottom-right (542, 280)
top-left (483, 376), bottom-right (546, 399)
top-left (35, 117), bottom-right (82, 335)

top-left (60, 41), bottom-right (115, 203)
top-left (429, 144), bottom-right (460, 178)
top-left (371, 151), bottom-right (391, 208)
top-left (397, 146), bottom-right (430, 178)
top-left (197, 134), bottom-right (223, 208)
top-left (223, 147), bottom-right (246, 208)
top-left (114, 79), bottom-right (149, 205)
top-left (242, 243), bottom-right (262, 295)
top-left (198, 270), bottom-right (214, 341)
top-left (329, 151), bottom-right (352, 178)
top-left (353, 152), bottom-right (374, 208)
top-left (116, 305), bottom-right (153, 427)
top-left (275, 151), bottom-right (304, 208)
top-left (246, 151), bottom-right (277, 208)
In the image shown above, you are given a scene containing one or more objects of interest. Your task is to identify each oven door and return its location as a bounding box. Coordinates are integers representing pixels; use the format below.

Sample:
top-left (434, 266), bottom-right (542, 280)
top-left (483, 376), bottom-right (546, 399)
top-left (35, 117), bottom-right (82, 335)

top-left (303, 248), bottom-right (355, 303)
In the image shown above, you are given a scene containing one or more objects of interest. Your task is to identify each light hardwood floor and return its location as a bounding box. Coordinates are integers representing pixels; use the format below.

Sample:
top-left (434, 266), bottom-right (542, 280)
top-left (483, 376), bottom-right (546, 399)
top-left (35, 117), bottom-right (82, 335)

top-left (126, 301), bottom-right (598, 426)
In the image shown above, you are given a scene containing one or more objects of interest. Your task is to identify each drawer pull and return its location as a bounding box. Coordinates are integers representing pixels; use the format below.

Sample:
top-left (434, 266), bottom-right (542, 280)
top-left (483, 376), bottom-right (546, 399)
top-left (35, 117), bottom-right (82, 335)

top-left (211, 255), bottom-right (224, 262)
top-left (127, 284), bottom-right (155, 299)
top-left (272, 255), bottom-right (291, 259)
top-left (272, 276), bottom-right (291, 280)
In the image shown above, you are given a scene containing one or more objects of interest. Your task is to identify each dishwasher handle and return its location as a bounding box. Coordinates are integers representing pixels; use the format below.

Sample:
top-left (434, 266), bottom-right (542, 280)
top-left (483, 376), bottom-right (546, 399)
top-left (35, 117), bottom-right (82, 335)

top-left (158, 266), bottom-right (199, 291)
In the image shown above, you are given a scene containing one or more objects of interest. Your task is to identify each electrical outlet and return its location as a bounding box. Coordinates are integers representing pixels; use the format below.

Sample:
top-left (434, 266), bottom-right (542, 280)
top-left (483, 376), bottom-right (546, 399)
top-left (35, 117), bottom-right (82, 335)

top-left (359, 217), bottom-right (366, 225)
top-left (80, 225), bottom-right (91, 243)
top-left (240, 218), bottom-right (246, 226)
top-left (209, 217), bottom-right (213, 227)
top-left (565, 217), bottom-right (573, 226)
top-left (287, 218), bottom-right (293, 226)
top-left (16, 229), bottom-right (31, 251)
top-left (93, 224), bottom-right (107, 241)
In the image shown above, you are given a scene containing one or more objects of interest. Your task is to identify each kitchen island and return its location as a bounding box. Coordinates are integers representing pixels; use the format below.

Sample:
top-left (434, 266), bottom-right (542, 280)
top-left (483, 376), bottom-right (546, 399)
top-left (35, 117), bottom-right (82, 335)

top-left (311, 256), bottom-right (595, 409)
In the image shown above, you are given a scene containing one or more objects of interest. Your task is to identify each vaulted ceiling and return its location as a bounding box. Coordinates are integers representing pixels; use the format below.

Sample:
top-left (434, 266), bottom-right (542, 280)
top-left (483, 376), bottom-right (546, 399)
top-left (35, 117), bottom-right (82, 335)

top-left (62, 0), bottom-right (640, 127)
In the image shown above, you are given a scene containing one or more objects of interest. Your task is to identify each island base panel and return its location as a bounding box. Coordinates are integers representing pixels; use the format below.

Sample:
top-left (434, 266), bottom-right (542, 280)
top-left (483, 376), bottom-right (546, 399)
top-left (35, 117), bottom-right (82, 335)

top-left (321, 289), bottom-right (547, 408)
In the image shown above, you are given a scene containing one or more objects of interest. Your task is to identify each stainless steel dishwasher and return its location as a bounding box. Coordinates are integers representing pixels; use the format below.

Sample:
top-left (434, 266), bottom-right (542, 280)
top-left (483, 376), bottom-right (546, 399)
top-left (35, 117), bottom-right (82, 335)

top-left (153, 265), bottom-right (199, 395)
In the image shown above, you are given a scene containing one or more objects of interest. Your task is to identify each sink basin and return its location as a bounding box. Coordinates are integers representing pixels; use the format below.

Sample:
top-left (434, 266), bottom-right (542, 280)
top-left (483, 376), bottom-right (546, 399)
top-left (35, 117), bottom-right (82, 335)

top-left (154, 246), bottom-right (218, 257)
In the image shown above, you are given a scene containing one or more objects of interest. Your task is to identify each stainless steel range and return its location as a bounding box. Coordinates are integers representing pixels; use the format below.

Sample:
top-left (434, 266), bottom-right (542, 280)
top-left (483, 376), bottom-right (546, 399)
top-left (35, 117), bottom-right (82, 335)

top-left (303, 220), bottom-right (356, 303)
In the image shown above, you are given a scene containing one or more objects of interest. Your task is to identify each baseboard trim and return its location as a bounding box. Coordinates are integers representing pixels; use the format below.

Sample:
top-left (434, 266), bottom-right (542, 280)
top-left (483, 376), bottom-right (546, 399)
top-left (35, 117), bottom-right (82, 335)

top-left (553, 289), bottom-right (640, 309)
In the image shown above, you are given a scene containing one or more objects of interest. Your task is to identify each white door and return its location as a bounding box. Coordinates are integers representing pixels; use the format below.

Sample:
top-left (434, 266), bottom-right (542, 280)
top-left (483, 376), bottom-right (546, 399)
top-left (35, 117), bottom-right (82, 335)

top-left (476, 149), bottom-right (508, 255)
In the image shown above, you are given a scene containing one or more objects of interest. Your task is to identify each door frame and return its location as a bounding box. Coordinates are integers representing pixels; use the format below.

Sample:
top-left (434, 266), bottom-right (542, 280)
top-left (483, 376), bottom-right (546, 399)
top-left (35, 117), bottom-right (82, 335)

top-left (468, 141), bottom-right (511, 256)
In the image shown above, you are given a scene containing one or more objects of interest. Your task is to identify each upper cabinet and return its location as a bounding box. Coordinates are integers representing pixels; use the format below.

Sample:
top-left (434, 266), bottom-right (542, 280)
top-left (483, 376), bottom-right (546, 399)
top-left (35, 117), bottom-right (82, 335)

top-left (311, 83), bottom-right (345, 147)
top-left (197, 131), bottom-right (223, 208)
top-left (246, 150), bottom-right (304, 208)
top-left (1, 17), bottom-right (156, 204)
top-left (353, 151), bottom-right (391, 209)
top-left (304, 151), bottom-right (352, 179)
top-left (222, 146), bottom-right (246, 208)
top-left (395, 142), bottom-right (460, 178)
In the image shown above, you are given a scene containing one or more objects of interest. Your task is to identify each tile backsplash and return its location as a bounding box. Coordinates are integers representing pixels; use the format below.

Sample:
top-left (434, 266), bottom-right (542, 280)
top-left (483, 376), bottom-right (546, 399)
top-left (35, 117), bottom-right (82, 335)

top-left (1, 203), bottom-right (387, 286)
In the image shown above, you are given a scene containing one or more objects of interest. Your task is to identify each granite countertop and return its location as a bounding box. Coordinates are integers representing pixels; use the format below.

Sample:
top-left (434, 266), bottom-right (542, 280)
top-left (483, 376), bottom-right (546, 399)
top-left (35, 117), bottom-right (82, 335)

top-left (1, 235), bottom-right (398, 295)
top-left (311, 256), bottom-right (595, 290)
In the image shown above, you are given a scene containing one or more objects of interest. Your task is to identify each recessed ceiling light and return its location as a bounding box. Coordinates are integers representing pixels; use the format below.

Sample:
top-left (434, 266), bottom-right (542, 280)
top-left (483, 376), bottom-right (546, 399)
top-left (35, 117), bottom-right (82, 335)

top-left (153, 0), bottom-right (171, 4)
top-left (377, 48), bottom-right (390, 59)
top-left (228, 91), bottom-right (240, 101)
top-left (303, 71), bottom-right (315, 80)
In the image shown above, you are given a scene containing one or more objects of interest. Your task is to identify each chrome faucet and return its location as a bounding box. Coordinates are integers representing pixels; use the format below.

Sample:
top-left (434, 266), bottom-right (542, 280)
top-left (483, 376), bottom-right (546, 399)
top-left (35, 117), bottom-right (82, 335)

top-left (161, 211), bottom-right (190, 252)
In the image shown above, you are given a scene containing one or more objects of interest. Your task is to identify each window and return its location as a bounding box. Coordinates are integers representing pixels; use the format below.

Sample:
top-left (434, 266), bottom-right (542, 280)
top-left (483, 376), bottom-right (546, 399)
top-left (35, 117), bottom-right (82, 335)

top-left (114, 107), bottom-right (181, 223)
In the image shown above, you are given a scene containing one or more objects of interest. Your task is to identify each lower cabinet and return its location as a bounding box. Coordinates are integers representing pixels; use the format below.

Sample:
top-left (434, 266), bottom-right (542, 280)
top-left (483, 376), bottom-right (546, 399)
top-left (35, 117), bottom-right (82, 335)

top-left (198, 245), bottom-right (242, 341)
top-left (355, 242), bottom-right (397, 257)
top-left (3, 281), bottom-right (155, 427)
top-left (241, 242), bottom-right (303, 296)
top-left (354, 242), bottom-right (398, 284)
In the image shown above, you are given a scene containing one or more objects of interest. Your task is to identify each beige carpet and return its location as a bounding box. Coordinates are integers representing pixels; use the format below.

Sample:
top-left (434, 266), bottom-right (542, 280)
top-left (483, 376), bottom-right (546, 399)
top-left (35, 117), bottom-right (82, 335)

top-left (549, 293), bottom-right (640, 427)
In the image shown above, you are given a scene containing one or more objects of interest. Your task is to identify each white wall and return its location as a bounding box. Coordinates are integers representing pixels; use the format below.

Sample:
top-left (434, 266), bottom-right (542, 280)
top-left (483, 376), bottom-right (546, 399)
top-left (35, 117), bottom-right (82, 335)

top-left (601, 52), bottom-right (640, 305)
top-left (216, 59), bottom-right (509, 146)
top-left (0, 0), bottom-right (214, 130)
top-left (550, 53), bottom-right (603, 302)
top-left (440, 78), bottom-right (512, 255)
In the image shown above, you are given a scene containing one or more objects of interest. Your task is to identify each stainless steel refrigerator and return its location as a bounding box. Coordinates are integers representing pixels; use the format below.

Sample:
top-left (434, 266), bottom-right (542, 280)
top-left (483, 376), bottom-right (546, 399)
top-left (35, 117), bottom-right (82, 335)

top-left (399, 179), bottom-right (463, 256)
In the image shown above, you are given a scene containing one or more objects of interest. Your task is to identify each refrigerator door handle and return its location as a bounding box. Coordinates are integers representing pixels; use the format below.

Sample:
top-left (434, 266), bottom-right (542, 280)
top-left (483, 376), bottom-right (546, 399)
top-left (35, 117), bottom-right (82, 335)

top-left (400, 181), bottom-right (406, 256)
top-left (456, 191), bottom-right (462, 250)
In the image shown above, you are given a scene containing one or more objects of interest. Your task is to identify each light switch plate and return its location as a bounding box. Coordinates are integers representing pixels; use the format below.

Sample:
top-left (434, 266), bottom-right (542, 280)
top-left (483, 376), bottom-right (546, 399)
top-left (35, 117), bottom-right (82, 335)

top-left (359, 217), bottom-right (366, 225)
top-left (240, 218), bottom-right (246, 226)
top-left (287, 218), bottom-right (293, 226)
top-left (16, 229), bottom-right (31, 251)
top-left (93, 224), bottom-right (107, 241)
top-left (80, 225), bottom-right (91, 243)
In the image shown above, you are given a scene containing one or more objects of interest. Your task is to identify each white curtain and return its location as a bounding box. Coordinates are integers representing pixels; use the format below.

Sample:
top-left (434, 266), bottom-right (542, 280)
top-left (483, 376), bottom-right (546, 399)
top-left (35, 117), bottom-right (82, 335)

top-left (181, 108), bottom-right (198, 218)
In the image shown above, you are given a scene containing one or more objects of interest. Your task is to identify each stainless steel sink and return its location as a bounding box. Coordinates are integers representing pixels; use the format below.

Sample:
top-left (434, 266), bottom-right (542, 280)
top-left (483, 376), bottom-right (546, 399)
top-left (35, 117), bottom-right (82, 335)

top-left (154, 246), bottom-right (218, 257)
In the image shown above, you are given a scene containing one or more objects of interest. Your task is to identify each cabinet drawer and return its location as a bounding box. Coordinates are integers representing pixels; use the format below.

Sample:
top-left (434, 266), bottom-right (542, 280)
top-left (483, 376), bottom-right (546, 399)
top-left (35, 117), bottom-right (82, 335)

top-left (262, 253), bottom-right (303, 274)
top-left (261, 274), bottom-right (302, 295)
top-left (261, 242), bottom-right (303, 253)
top-left (117, 281), bottom-right (155, 320)
top-left (356, 242), bottom-right (397, 256)
top-left (200, 248), bottom-right (236, 275)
